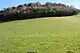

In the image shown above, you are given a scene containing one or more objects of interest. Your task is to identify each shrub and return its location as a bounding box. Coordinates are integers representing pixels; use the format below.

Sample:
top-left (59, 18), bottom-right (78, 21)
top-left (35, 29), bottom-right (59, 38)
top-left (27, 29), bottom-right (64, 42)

top-left (0, 2), bottom-right (79, 21)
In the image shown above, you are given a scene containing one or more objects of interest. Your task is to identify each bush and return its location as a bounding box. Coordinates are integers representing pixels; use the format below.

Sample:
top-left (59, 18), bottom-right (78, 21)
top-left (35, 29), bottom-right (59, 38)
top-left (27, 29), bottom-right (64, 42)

top-left (0, 2), bottom-right (79, 21)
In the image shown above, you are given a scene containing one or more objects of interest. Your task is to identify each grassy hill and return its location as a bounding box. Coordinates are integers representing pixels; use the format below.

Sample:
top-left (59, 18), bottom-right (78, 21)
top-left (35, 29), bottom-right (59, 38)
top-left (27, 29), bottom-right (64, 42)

top-left (0, 14), bottom-right (80, 53)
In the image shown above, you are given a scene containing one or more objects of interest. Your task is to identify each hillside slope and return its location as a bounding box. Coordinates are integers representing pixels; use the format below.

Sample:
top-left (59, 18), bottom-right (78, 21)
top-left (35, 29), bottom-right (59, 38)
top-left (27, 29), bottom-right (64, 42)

top-left (0, 14), bottom-right (80, 53)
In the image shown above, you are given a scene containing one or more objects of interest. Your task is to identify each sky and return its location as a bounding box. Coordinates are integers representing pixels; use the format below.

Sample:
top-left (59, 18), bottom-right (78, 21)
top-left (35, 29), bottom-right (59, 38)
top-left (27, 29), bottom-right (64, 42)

top-left (0, 0), bottom-right (80, 10)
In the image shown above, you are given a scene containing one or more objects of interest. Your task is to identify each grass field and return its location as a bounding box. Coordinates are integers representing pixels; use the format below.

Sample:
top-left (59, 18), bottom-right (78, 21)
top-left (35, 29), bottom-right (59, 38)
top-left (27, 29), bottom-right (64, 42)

top-left (0, 14), bottom-right (80, 53)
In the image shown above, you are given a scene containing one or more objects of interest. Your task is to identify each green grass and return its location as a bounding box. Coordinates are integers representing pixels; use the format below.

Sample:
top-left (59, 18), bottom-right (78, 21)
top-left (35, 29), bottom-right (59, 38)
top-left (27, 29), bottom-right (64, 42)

top-left (0, 14), bottom-right (80, 53)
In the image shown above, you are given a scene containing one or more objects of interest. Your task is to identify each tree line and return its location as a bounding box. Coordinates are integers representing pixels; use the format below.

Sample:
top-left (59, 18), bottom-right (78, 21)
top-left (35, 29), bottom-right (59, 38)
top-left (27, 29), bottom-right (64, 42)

top-left (0, 2), bottom-right (79, 21)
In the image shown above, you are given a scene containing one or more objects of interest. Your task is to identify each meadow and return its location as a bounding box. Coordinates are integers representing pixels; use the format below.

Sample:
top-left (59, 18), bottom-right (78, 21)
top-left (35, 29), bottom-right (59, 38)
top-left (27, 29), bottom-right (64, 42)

top-left (0, 14), bottom-right (80, 53)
